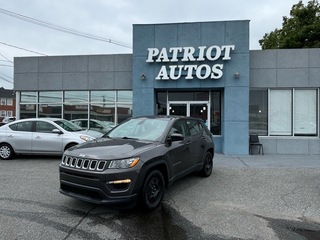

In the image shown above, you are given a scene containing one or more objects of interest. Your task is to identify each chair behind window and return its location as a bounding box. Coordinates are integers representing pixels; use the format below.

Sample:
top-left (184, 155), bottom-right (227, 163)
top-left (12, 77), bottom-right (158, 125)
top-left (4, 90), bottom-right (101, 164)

top-left (249, 134), bottom-right (263, 155)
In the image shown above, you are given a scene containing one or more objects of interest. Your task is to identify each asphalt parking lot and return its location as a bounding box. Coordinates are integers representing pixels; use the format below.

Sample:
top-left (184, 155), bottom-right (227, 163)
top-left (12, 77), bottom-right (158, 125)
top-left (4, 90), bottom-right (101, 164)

top-left (0, 154), bottom-right (320, 240)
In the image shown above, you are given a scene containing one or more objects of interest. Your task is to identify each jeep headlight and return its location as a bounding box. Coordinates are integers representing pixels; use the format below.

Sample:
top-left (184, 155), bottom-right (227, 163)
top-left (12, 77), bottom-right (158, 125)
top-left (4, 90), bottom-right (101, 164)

top-left (109, 157), bottom-right (140, 169)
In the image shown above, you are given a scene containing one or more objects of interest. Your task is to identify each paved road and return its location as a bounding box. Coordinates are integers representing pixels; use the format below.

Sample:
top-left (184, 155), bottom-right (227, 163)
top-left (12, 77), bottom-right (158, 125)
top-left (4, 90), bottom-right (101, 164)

top-left (0, 154), bottom-right (319, 240)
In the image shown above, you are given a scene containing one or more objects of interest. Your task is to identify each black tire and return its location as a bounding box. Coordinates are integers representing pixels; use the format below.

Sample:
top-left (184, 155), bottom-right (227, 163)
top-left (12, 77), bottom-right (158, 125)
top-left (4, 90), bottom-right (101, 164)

top-left (0, 143), bottom-right (14, 160)
top-left (200, 152), bottom-right (213, 177)
top-left (141, 170), bottom-right (165, 211)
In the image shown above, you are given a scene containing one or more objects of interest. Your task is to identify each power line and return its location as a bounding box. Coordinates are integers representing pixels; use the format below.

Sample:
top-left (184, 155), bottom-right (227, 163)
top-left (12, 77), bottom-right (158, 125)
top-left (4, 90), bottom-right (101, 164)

top-left (0, 53), bottom-right (13, 87)
top-left (0, 7), bottom-right (132, 49)
top-left (0, 71), bottom-right (13, 85)
top-left (0, 53), bottom-right (13, 63)
top-left (0, 64), bottom-right (13, 67)
top-left (0, 42), bottom-right (47, 56)
top-left (0, 72), bottom-right (13, 79)
top-left (0, 75), bottom-right (13, 84)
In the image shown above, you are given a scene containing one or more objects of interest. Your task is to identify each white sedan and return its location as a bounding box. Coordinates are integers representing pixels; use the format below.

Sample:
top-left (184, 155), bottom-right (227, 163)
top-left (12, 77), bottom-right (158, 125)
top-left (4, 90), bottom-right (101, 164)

top-left (0, 118), bottom-right (103, 160)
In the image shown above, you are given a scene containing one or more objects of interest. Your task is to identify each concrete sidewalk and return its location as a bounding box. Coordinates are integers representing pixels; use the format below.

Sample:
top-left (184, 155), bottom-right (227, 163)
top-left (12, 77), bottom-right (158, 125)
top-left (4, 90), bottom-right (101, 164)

top-left (214, 154), bottom-right (320, 168)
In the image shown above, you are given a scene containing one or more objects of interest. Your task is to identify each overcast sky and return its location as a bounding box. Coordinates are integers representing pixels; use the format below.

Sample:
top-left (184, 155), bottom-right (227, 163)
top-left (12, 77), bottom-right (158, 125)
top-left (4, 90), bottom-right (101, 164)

top-left (0, 0), bottom-right (308, 89)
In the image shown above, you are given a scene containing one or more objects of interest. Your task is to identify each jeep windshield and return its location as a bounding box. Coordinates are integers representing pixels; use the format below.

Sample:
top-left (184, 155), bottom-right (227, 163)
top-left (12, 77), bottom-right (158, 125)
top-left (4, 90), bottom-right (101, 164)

top-left (107, 118), bottom-right (170, 141)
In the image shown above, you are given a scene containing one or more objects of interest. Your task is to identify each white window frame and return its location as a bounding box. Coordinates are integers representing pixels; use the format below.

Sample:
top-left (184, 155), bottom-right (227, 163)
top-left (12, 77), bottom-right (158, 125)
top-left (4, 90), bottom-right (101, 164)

top-left (268, 88), bottom-right (319, 137)
top-left (7, 111), bottom-right (13, 117)
top-left (294, 89), bottom-right (317, 136)
top-left (6, 98), bottom-right (13, 106)
top-left (269, 89), bottom-right (292, 136)
top-left (1, 98), bottom-right (6, 105)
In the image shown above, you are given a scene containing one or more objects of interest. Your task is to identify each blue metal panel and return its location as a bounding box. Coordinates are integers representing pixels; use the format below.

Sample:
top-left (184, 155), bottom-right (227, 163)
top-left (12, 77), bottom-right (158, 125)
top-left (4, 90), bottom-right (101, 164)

top-left (132, 88), bottom-right (155, 116)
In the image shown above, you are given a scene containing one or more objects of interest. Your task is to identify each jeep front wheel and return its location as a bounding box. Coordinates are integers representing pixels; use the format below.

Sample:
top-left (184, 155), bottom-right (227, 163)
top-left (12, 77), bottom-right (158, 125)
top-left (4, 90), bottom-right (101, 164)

top-left (141, 170), bottom-right (165, 210)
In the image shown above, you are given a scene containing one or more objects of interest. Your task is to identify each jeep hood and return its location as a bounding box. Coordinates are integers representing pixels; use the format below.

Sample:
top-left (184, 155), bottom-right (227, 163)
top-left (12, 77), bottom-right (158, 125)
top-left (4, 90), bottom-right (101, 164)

top-left (66, 138), bottom-right (157, 160)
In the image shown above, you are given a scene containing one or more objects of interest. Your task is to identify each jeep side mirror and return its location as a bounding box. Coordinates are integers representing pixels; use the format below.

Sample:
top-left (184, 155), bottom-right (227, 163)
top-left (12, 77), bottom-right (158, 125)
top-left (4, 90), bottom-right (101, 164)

top-left (169, 133), bottom-right (184, 142)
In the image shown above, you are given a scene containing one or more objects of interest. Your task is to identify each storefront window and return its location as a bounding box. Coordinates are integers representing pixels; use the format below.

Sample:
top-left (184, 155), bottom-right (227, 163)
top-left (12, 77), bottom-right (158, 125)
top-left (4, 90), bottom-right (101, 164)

top-left (20, 92), bottom-right (37, 119)
top-left (117, 91), bottom-right (132, 102)
top-left (168, 91), bottom-right (209, 101)
top-left (170, 103), bottom-right (187, 116)
top-left (64, 91), bottom-right (88, 103)
top-left (249, 90), bottom-right (268, 136)
top-left (294, 89), bottom-right (317, 136)
top-left (269, 89), bottom-right (318, 136)
top-left (90, 103), bottom-right (115, 123)
top-left (157, 91), bottom-right (221, 135)
top-left (156, 92), bottom-right (167, 115)
top-left (270, 90), bottom-right (292, 136)
top-left (210, 91), bottom-right (221, 135)
top-left (20, 104), bottom-right (36, 118)
top-left (63, 104), bottom-right (88, 120)
top-left (39, 91), bottom-right (62, 103)
top-left (117, 103), bottom-right (132, 123)
top-left (64, 91), bottom-right (89, 120)
top-left (39, 104), bottom-right (62, 118)
top-left (21, 92), bottom-right (37, 103)
top-left (116, 91), bottom-right (132, 123)
top-left (91, 91), bottom-right (115, 103)
top-left (91, 91), bottom-right (116, 123)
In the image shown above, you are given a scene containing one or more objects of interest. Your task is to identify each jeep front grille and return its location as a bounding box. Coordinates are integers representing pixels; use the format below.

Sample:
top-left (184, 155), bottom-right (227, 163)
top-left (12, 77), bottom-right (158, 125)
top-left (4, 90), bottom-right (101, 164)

top-left (61, 155), bottom-right (107, 171)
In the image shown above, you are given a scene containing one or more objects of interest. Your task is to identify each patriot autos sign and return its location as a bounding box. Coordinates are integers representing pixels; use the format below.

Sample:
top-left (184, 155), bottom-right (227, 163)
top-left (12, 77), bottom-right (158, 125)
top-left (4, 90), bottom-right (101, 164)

top-left (146, 45), bottom-right (235, 80)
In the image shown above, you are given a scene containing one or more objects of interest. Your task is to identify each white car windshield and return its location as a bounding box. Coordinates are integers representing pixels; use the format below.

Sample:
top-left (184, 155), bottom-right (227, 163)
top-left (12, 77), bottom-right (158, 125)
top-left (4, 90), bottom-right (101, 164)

top-left (54, 119), bottom-right (83, 132)
top-left (108, 118), bottom-right (169, 141)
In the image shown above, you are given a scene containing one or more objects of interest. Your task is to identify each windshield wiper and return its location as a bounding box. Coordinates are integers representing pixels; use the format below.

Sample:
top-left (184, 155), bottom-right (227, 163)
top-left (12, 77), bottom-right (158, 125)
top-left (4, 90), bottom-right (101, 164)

top-left (122, 136), bottom-right (138, 140)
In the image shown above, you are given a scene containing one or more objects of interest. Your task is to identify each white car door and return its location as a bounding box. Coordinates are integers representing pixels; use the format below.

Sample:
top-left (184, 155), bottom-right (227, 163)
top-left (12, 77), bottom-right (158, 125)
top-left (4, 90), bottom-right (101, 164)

top-left (6, 121), bottom-right (33, 153)
top-left (32, 121), bottom-right (63, 154)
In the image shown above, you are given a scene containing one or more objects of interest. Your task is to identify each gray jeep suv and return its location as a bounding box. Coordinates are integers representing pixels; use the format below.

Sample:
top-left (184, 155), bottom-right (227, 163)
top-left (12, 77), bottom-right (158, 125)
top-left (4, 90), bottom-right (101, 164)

top-left (59, 115), bottom-right (214, 210)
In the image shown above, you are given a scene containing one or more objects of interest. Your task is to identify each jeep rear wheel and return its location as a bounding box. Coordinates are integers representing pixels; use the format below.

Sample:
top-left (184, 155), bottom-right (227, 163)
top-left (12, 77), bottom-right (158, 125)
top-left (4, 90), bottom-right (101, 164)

top-left (200, 151), bottom-right (213, 177)
top-left (141, 170), bottom-right (165, 210)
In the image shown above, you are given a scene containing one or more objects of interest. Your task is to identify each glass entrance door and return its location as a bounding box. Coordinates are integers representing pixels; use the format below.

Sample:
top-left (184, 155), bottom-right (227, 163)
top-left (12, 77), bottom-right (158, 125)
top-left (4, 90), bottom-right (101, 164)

top-left (168, 102), bottom-right (187, 116)
top-left (167, 101), bottom-right (210, 128)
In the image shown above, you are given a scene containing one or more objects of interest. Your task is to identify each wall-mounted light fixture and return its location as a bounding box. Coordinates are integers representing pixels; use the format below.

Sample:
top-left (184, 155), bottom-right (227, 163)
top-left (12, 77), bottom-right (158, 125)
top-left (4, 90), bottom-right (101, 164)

top-left (234, 72), bottom-right (240, 79)
top-left (141, 73), bottom-right (146, 80)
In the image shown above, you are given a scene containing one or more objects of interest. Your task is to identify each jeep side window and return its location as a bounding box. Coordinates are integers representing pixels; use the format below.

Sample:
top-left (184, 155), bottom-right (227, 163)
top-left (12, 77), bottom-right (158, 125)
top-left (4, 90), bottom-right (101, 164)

top-left (169, 120), bottom-right (187, 137)
top-left (186, 120), bottom-right (201, 136)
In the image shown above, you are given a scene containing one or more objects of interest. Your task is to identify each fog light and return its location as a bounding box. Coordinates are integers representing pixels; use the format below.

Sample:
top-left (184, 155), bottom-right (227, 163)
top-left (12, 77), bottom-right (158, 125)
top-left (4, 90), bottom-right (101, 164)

top-left (107, 179), bottom-right (131, 191)
top-left (107, 179), bottom-right (131, 184)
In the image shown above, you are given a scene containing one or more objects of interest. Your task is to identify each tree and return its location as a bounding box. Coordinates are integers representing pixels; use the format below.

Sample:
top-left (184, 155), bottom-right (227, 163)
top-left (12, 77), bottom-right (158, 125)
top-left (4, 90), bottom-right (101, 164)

top-left (259, 0), bottom-right (320, 49)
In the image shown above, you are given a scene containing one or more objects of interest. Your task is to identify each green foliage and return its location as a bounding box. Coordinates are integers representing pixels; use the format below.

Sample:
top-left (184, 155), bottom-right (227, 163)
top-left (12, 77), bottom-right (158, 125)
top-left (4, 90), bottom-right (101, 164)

top-left (259, 0), bottom-right (320, 49)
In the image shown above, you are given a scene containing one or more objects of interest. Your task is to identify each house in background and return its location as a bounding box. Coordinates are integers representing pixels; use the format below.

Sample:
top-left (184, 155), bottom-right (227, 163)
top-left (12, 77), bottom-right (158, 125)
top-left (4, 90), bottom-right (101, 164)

top-left (0, 87), bottom-right (16, 122)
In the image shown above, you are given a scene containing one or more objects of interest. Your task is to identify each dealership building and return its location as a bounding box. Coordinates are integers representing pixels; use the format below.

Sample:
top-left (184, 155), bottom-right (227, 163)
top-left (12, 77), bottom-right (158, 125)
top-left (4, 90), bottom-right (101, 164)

top-left (13, 20), bottom-right (320, 155)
